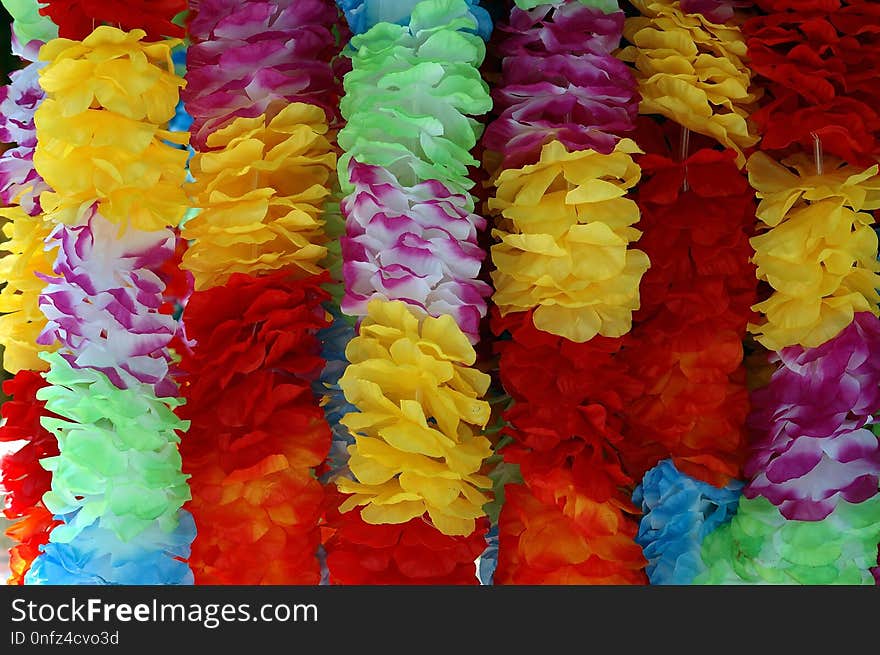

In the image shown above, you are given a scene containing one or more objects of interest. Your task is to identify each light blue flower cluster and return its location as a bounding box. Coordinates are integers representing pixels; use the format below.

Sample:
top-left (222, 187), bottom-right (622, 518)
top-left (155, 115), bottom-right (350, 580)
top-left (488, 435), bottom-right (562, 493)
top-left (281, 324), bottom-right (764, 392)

top-left (25, 512), bottom-right (196, 585)
top-left (633, 459), bottom-right (743, 585)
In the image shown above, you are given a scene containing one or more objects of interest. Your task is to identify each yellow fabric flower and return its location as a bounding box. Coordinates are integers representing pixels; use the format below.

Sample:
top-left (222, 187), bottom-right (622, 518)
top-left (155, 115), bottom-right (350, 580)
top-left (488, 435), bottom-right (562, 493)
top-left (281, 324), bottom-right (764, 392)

top-left (748, 153), bottom-right (880, 350)
top-left (0, 206), bottom-right (57, 373)
top-left (748, 152), bottom-right (880, 227)
top-left (620, 0), bottom-right (758, 166)
top-left (337, 300), bottom-right (493, 537)
top-left (38, 27), bottom-right (182, 125)
top-left (34, 27), bottom-right (188, 231)
top-left (183, 103), bottom-right (335, 290)
top-left (489, 139), bottom-right (650, 343)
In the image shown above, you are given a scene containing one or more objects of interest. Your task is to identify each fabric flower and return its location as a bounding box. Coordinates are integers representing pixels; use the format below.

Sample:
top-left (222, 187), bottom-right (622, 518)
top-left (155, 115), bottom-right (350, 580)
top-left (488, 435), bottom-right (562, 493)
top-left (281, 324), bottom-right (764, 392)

top-left (336, 299), bottom-right (493, 537)
top-left (495, 482), bottom-right (647, 584)
top-left (182, 103), bottom-right (335, 290)
top-left (0, 206), bottom-right (56, 373)
top-left (616, 137), bottom-right (756, 486)
top-left (37, 213), bottom-right (179, 396)
top-left (744, 3), bottom-right (880, 165)
top-left (6, 506), bottom-right (55, 585)
top-left (36, 0), bottom-right (186, 41)
top-left (184, 0), bottom-right (343, 150)
top-left (0, 57), bottom-right (49, 215)
top-left (631, 146), bottom-right (757, 338)
top-left (697, 494), bottom-right (880, 584)
top-left (337, 0), bottom-right (491, 198)
top-left (341, 160), bottom-right (490, 343)
top-left (1, 0), bottom-right (58, 46)
top-left (488, 309), bottom-right (647, 584)
top-left (620, 0), bottom-right (759, 166)
top-left (37, 352), bottom-right (191, 544)
top-left (633, 459), bottom-right (743, 584)
top-left (34, 27), bottom-right (188, 231)
top-left (483, 1), bottom-right (638, 172)
top-left (490, 138), bottom-right (650, 342)
top-left (177, 272), bottom-right (332, 584)
top-left (1, 370), bottom-right (57, 520)
top-left (493, 309), bottom-right (642, 460)
top-left (324, 498), bottom-right (488, 584)
top-left (745, 313), bottom-right (880, 520)
top-left (621, 330), bottom-right (751, 486)
top-left (0, 370), bottom-right (60, 584)
top-left (25, 511), bottom-right (195, 585)
top-left (747, 152), bottom-right (880, 350)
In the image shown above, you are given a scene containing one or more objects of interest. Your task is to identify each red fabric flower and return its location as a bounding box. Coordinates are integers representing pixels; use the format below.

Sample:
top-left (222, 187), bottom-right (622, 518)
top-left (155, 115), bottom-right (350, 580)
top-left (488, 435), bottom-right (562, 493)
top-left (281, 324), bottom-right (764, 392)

top-left (177, 272), bottom-right (332, 584)
top-left (612, 125), bottom-right (757, 487)
top-left (491, 310), bottom-right (647, 584)
top-left (39, 0), bottom-right (186, 40)
top-left (744, 2), bottom-right (880, 164)
top-left (6, 507), bottom-right (56, 585)
top-left (0, 370), bottom-right (61, 584)
top-left (495, 484), bottom-right (646, 585)
top-left (324, 497), bottom-right (488, 585)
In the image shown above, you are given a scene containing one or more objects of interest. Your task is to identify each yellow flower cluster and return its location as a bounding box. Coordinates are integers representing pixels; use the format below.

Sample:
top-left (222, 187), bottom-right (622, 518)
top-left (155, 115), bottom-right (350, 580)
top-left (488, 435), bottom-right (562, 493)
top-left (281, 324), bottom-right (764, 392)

top-left (337, 300), bottom-right (493, 536)
top-left (34, 27), bottom-right (188, 231)
top-left (183, 103), bottom-right (335, 290)
top-left (489, 139), bottom-right (650, 343)
top-left (0, 206), bottom-right (56, 373)
top-left (748, 152), bottom-right (880, 350)
top-left (620, 0), bottom-right (758, 166)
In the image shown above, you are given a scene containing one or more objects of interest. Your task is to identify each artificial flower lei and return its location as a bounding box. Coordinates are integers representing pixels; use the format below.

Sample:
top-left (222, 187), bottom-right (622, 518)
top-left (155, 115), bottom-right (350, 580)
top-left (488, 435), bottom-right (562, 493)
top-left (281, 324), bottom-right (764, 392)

top-left (486, 0), bottom-right (650, 586)
top-left (19, 11), bottom-right (196, 583)
top-left (177, 0), bottom-right (343, 584)
top-left (325, 0), bottom-right (495, 585)
top-left (616, 1), bottom-right (760, 582)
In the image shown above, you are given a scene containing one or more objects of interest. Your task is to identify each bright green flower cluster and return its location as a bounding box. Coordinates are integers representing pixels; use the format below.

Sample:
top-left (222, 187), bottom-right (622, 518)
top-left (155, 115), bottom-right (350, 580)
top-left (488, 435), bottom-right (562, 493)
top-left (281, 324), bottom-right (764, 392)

top-left (696, 495), bottom-right (880, 585)
top-left (37, 352), bottom-right (191, 543)
top-left (338, 0), bottom-right (491, 202)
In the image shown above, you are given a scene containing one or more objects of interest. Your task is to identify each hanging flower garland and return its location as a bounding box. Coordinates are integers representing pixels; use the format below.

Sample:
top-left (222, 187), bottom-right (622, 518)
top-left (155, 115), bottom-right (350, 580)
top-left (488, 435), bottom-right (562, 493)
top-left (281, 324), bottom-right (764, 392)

top-left (323, 0), bottom-right (495, 585)
top-left (622, 125), bottom-right (757, 583)
top-left (177, 0), bottom-right (343, 584)
top-left (695, 0), bottom-right (880, 584)
top-left (21, 21), bottom-right (195, 584)
top-left (617, 0), bottom-right (760, 583)
top-left (484, 0), bottom-right (649, 585)
top-left (0, 1), bottom-right (58, 584)
top-left (619, 123), bottom-right (757, 489)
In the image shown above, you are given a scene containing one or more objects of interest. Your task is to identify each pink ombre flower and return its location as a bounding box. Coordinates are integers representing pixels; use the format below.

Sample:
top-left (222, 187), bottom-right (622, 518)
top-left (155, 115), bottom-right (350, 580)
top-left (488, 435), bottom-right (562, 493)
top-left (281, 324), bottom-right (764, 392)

top-left (745, 312), bottom-right (880, 520)
top-left (0, 57), bottom-right (49, 214)
top-left (184, 0), bottom-right (343, 150)
top-left (37, 210), bottom-right (180, 397)
top-left (340, 160), bottom-right (490, 342)
top-left (482, 1), bottom-right (638, 170)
